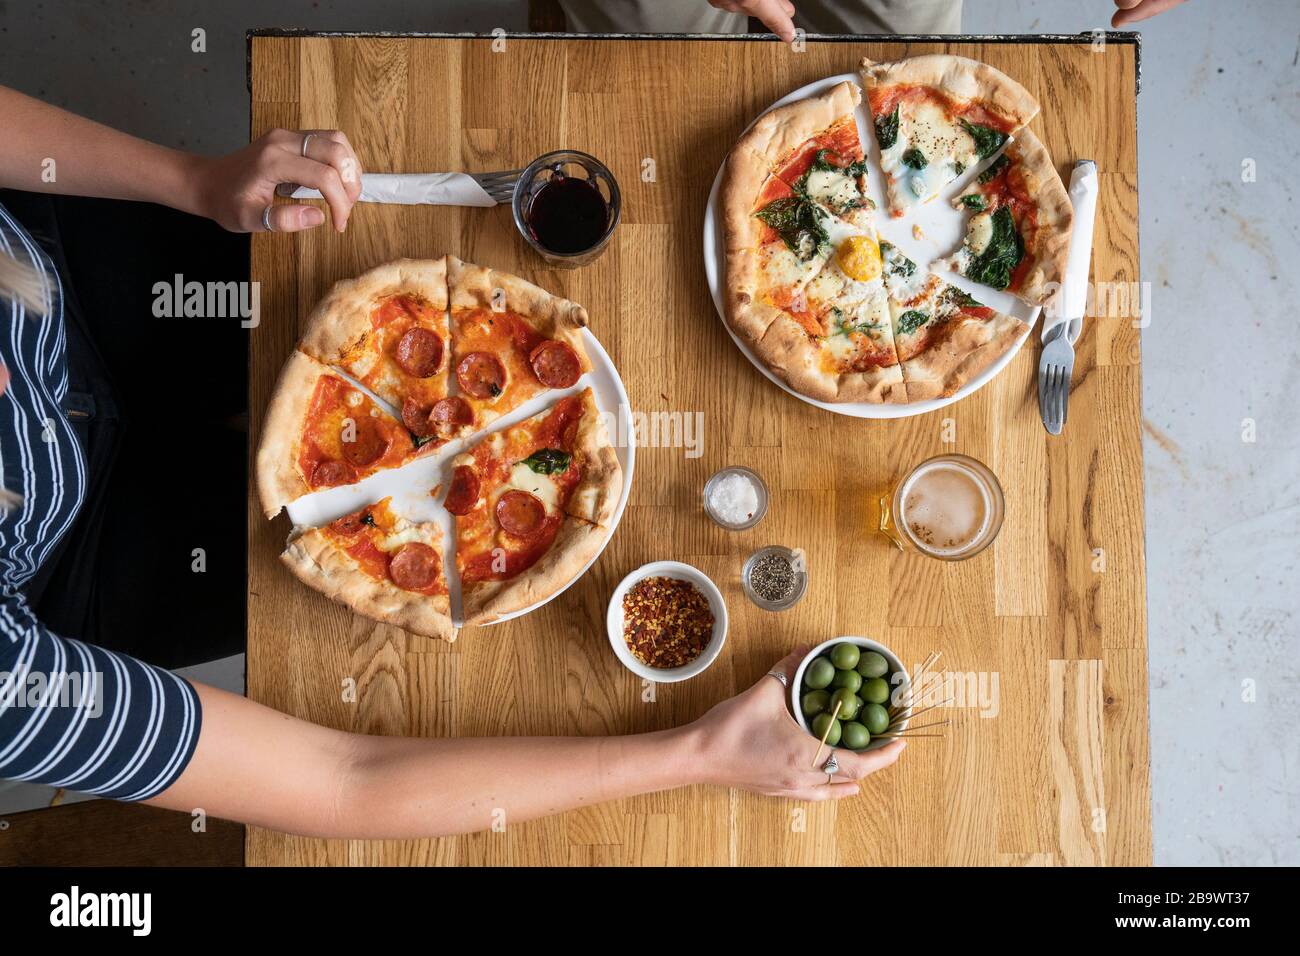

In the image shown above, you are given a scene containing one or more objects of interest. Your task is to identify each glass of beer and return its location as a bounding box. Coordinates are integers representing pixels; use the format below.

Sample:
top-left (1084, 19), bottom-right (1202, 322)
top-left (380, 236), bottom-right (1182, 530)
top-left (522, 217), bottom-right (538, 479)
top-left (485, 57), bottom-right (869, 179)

top-left (873, 454), bottom-right (1005, 560)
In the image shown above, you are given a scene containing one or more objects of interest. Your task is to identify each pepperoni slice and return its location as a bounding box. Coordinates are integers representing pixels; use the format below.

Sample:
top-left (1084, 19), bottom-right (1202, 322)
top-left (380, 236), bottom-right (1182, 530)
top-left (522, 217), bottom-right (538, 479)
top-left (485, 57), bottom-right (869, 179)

top-left (401, 397), bottom-right (436, 437)
top-left (444, 465), bottom-right (481, 516)
top-left (529, 340), bottom-right (581, 388)
top-left (456, 352), bottom-right (507, 399)
top-left (430, 396), bottom-right (473, 428)
top-left (311, 459), bottom-right (355, 487)
top-left (340, 418), bottom-right (388, 466)
top-left (495, 489), bottom-right (546, 538)
top-left (331, 507), bottom-right (370, 535)
top-left (395, 327), bottom-right (444, 378)
top-left (388, 542), bottom-right (438, 591)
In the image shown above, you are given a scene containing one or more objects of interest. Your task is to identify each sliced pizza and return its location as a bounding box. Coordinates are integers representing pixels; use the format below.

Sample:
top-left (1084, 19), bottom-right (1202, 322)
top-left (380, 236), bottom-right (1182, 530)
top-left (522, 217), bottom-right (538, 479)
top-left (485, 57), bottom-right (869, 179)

top-left (300, 257), bottom-right (473, 448)
top-left (944, 129), bottom-right (1073, 307)
top-left (738, 79), bottom-right (876, 224)
top-left (281, 497), bottom-right (453, 641)
top-left (861, 55), bottom-right (1039, 217)
top-left (446, 256), bottom-right (592, 431)
top-left (880, 242), bottom-right (1029, 402)
top-left (256, 350), bottom-right (417, 517)
top-left (441, 387), bottom-right (621, 626)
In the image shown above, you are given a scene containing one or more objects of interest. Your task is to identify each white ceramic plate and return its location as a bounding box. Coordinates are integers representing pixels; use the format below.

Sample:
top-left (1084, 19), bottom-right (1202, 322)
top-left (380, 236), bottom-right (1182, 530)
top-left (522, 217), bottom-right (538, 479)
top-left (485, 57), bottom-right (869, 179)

top-left (283, 328), bottom-right (635, 627)
top-left (606, 561), bottom-right (728, 683)
top-left (702, 72), bottom-right (1041, 419)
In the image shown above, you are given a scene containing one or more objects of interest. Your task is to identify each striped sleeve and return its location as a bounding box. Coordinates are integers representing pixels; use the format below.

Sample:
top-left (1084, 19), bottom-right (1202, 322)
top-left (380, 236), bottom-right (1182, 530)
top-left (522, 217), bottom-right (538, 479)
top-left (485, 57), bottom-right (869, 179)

top-left (0, 599), bottom-right (202, 801)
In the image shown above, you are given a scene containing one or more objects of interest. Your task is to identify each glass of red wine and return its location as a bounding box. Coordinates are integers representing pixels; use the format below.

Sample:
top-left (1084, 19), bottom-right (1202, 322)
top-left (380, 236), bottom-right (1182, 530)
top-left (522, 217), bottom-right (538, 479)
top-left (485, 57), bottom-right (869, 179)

top-left (512, 150), bottom-right (621, 267)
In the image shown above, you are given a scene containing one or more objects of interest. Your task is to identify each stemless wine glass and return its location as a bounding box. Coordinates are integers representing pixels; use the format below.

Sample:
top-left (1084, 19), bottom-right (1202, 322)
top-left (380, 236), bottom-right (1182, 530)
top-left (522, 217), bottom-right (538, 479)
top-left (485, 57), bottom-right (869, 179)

top-left (511, 150), bottom-right (621, 268)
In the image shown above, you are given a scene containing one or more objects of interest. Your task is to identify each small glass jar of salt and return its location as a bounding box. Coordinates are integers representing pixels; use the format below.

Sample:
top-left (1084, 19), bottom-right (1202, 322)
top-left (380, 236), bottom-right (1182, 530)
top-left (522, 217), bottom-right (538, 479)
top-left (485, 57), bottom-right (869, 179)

top-left (702, 466), bottom-right (769, 530)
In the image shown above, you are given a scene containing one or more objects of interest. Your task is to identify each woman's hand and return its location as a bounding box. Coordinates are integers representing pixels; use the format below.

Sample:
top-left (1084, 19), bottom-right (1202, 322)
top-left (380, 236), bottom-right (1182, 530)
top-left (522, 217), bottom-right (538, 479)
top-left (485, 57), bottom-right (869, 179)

top-left (686, 647), bottom-right (905, 801)
top-left (188, 128), bottom-right (364, 234)
top-left (709, 0), bottom-right (798, 44)
top-left (1111, 0), bottom-right (1188, 27)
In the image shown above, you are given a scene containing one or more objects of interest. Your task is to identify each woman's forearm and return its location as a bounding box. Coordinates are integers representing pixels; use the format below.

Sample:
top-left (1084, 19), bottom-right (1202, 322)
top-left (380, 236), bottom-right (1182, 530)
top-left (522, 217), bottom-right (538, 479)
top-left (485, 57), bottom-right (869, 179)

top-left (338, 729), bottom-right (704, 838)
top-left (0, 85), bottom-right (206, 213)
top-left (149, 682), bottom-right (705, 839)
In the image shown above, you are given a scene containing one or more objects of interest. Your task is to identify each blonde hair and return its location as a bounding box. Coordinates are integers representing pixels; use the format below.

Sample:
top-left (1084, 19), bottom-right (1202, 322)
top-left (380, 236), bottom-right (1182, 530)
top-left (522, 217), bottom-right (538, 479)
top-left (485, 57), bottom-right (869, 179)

top-left (0, 248), bottom-right (47, 313)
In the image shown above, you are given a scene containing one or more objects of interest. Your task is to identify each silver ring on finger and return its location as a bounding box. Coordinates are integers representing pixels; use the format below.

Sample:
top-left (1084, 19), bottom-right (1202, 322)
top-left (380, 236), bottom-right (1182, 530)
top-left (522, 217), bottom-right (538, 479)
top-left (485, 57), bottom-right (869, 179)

top-left (766, 670), bottom-right (788, 687)
top-left (261, 204), bottom-right (275, 232)
top-left (301, 132), bottom-right (315, 157)
top-left (821, 753), bottom-right (840, 776)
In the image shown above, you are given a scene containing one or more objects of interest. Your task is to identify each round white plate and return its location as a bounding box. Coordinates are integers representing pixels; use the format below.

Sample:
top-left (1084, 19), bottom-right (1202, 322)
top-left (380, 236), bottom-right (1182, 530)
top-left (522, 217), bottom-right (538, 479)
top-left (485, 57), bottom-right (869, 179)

top-left (702, 72), bottom-right (1040, 419)
top-left (283, 326), bottom-right (634, 628)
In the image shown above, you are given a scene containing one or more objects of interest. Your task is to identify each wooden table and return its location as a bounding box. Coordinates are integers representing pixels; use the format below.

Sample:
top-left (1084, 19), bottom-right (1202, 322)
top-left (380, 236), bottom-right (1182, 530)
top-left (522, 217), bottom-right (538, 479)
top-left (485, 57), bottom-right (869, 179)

top-left (248, 32), bottom-right (1150, 866)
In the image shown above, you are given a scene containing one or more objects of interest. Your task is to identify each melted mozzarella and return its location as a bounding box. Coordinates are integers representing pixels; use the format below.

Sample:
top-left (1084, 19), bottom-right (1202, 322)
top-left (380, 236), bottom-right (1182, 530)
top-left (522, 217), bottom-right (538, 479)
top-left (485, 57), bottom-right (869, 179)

top-left (378, 524), bottom-right (430, 551)
top-left (503, 462), bottom-right (560, 514)
top-left (966, 210), bottom-right (994, 255)
top-left (880, 99), bottom-right (980, 208)
top-left (803, 166), bottom-right (861, 212)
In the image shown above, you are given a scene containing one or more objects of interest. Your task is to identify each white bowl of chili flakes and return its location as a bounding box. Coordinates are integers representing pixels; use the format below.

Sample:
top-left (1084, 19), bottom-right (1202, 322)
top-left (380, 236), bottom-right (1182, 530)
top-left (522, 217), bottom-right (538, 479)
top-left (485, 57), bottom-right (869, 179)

top-left (607, 561), bottom-right (728, 683)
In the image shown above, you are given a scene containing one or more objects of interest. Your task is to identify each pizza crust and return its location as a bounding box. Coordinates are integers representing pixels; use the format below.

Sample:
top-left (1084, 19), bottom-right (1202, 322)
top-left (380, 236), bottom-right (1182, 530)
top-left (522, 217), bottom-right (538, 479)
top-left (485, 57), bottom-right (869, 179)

top-left (734, 79), bottom-right (862, 172)
top-left (902, 311), bottom-right (1030, 402)
top-left (749, 315), bottom-right (907, 404)
top-left (461, 518), bottom-right (607, 627)
top-left (447, 256), bottom-right (591, 368)
top-left (860, 54), bottom-right (1040, 129)
top-left (1004, 129), bottom-right (1073, 308)
top-left (281, 526), bottom-right (455, 642)
top-left (256, 349), bottom-right (331, 518)
top-left (299, 257), bottom-right (449, 364)
top-left (720, 146), bottom-right (778, 252)
top-left (567, 388), bottom-right (622, 527)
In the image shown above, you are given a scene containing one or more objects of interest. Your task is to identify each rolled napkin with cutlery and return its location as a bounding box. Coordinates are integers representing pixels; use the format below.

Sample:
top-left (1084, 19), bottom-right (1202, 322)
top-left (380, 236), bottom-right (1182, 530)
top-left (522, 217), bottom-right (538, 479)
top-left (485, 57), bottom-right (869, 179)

top-left (1038, 160), bottom-right (1098, 435)
top-left (285, 172), bottom-right (498, 207)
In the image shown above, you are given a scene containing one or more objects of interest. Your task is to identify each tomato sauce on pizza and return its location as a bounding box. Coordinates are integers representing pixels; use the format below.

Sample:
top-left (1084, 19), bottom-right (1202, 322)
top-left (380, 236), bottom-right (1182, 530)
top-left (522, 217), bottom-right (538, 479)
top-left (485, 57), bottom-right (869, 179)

top-left (297, 374), bottom-right (414, 490)
top-left (323, 499), bottom-right (447, 596)
top-left (445, 393), bottom-right (586, 585)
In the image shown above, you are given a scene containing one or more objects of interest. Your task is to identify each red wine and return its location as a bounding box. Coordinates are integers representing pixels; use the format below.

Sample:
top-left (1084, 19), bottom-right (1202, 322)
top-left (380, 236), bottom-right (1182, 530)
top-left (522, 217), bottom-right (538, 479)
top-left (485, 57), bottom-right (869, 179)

top-left (525, 176), bottom-right (609, 254)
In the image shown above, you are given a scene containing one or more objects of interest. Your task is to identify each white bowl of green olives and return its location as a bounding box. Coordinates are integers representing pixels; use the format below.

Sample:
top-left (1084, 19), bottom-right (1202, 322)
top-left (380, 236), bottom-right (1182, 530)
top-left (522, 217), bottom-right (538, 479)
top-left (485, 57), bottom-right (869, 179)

top-left (790, 637), bottom-right (911, 753)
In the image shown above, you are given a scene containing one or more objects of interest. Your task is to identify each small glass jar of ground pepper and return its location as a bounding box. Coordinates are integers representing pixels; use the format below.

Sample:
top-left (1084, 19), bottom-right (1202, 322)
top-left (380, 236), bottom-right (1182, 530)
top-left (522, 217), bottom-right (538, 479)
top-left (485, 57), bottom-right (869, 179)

top-left (622, 575), bottom-right (716, 669)
top-left (742, 546), bottom-right (808, 611)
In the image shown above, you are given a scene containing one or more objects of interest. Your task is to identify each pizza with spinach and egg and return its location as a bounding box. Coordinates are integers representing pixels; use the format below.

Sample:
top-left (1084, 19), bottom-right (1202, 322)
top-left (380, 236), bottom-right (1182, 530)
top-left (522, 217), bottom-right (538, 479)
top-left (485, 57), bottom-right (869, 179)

top-left (281, 497), bottom-right (453, 641)
top-left (861, 54), bottom-right (1039, 218)
top-left (722, 81), bottom-right (907, 403)
top-left (441, 387), bottom-right (621, 626)
top-left (879, 242), bottom-right (1029, 402)
top-left (943, 128), bottom-right (1073, 307)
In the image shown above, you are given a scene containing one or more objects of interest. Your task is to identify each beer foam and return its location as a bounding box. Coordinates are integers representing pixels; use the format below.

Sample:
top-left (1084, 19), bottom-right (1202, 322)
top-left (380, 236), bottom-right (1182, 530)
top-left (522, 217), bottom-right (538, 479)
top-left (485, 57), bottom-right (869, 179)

top-left (899, 461), bottom-right (993, 557)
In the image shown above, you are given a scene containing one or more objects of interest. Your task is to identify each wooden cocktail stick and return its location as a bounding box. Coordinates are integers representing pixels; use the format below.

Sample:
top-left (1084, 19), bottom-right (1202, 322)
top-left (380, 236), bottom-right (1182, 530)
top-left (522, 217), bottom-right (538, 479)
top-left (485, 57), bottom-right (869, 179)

top-left (810, 699), bottom-right (844, 769)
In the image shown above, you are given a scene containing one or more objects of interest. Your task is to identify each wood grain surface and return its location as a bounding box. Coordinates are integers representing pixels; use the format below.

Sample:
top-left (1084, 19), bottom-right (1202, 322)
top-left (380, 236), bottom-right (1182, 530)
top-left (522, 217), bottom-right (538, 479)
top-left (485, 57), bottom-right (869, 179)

top-left (248, 34), bottom-right (1149, 866)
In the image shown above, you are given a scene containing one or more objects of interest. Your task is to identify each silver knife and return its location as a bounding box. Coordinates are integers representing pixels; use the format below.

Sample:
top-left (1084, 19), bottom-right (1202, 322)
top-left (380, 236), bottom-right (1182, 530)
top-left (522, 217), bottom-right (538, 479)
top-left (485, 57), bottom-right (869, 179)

top-left (1039, 160), bottom-right (1098, 435)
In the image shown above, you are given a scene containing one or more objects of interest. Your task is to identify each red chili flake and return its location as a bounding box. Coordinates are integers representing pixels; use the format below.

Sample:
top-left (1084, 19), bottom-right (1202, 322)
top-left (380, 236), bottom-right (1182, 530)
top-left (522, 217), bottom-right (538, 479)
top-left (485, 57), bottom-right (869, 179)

top-left (622, 576), bottom-right (715, 669)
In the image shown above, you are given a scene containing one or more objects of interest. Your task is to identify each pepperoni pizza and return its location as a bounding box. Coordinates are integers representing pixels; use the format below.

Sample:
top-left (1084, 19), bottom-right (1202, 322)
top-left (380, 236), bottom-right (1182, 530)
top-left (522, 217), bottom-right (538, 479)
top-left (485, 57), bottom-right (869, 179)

top-left (281, 497), bottom-right (453, 641)
top-left (256, 257), bottom-right (623, 641)
top-left (442, 387), bottom-right (620, 626)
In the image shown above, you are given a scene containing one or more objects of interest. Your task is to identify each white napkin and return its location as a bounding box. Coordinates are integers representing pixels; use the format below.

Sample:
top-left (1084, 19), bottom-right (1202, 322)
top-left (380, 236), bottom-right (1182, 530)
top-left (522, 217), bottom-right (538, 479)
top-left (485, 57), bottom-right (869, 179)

top-left (287, 172), bottom-right (496, 207)
top-left (1043, 160), bottom-right (1099, 345)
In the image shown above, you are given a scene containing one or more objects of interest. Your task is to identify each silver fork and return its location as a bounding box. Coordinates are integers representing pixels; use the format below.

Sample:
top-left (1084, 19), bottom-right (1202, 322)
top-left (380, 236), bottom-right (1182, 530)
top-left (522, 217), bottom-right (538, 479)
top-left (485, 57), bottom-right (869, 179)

top-left (469, 168), bottom-right (524, 204)
top-left (1038, 321), bottom-right (1077, 436)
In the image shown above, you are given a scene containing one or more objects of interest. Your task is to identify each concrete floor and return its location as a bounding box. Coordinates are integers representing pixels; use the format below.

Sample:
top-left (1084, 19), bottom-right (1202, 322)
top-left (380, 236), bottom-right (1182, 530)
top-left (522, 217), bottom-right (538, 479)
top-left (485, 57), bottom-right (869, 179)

top-left (0, 0), bottom-right (1296, 866)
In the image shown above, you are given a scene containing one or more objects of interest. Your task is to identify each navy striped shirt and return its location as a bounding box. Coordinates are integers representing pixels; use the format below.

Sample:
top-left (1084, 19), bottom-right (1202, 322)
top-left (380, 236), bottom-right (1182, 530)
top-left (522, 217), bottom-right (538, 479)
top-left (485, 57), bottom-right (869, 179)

top-left (0, 202), bottom-right (201, 800)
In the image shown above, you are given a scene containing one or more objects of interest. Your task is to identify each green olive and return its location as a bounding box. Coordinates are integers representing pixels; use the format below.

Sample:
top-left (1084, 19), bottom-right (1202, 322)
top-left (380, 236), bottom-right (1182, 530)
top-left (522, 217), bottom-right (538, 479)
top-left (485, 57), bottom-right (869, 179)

top-left (811, 712), bottom-right (842, 746)
top-left (862, 702), bottom-right (890, 735)
top-left (862, 677), bottom-right (890, 705)
top-left (840, 721), bottom-right (871, 751)
top-left (830, 687), bottom-right (863, 721)
top-left (801, 690), bottom-right (831, 717)
top-left (831, 669), bottom-right (863, 692)
top-left (804, 658), bottom-right (836, 690)
top-left (856, 651), bottom-right (890, 679)
top-left (829, 642), bottom-right (861, 671)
